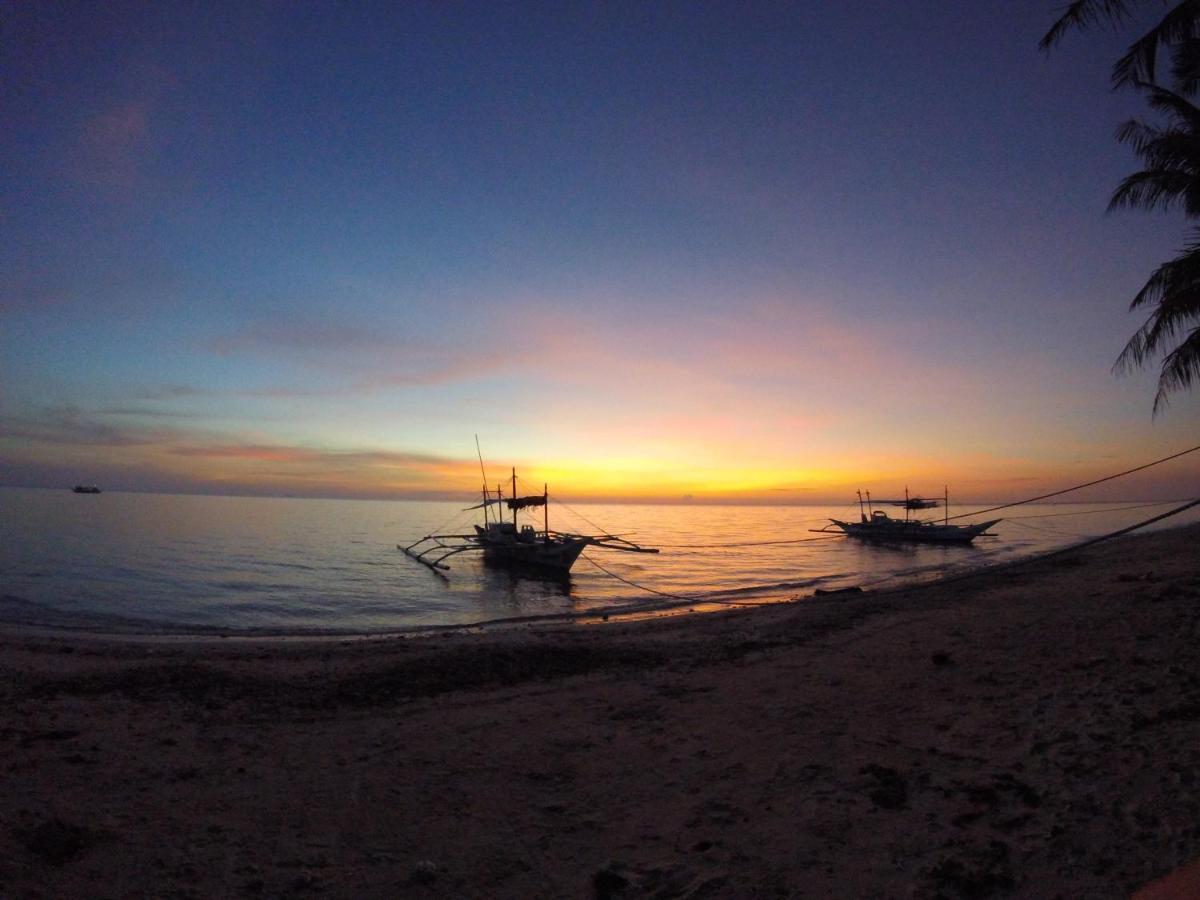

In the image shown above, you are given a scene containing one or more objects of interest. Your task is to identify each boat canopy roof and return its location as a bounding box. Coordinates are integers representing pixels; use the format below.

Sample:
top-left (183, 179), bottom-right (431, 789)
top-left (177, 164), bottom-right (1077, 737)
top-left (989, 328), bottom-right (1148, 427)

top-left (506, 495), bottom-right (547, 510)
top-left (877, 498), bottom-right (940, 509)
top-left (464, 494), bottom-right (547, 511)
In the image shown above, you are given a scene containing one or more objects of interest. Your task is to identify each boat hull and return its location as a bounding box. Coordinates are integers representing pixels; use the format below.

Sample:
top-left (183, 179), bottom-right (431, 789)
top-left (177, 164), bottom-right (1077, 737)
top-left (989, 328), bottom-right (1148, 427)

top-left (474, 528), bottom-right (591, 573)
top-left (830, 518), bottom-right (999, 545)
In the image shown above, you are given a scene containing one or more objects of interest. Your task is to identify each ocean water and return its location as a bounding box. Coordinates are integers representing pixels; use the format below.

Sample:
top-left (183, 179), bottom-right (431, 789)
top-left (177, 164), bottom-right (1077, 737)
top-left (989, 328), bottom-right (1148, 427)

top-left (0, 487), bottom-right (1195, 634)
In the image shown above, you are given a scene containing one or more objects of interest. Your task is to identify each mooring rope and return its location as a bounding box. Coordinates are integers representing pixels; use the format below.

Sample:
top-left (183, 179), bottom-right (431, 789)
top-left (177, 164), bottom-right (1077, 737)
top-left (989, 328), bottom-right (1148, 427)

top-left (552, 497), bottom-right (612, 536)
top-left (556, 497), bottom-right (855, 549)
top-left (580, 554), bottom-right (776, 607)
top-left (1002, 518), bottom-right (1093, 540)
top-left (422, 504), bottom-right (475, 540)
top-left (945, 444), bottom-right (1200, 521)
top-left (1018, 496), bottom-right (1200, 557)
top-left (857, 497), bottom-right (1200, 595)
top-left (580, 553), bottom-right (697, 601)
top-left (580, 498), bottom-right (1200, 607)
top-left (403, 446), bottom-right (1200, 618)
top-left (1001, 499), bottom-right (1177, 521)
top-left (653, 534), bottom-right (843, 549)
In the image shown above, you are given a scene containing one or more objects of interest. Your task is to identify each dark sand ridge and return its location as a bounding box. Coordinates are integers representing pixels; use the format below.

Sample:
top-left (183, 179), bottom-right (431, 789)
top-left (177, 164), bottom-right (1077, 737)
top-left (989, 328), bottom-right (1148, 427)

top-left (1, 524), bottom-right (1199, 898)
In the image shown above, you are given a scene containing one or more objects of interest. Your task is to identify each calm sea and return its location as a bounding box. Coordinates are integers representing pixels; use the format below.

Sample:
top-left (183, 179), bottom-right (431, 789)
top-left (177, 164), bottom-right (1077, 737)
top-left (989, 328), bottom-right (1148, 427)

top-left (0, 488), bottom-right (1195, 635)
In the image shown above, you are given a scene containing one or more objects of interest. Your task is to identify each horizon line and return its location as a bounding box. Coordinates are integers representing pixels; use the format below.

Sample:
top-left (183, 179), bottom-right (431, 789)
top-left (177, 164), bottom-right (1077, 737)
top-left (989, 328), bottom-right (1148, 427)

top-left (2, 483), bottom-right (1188, 509)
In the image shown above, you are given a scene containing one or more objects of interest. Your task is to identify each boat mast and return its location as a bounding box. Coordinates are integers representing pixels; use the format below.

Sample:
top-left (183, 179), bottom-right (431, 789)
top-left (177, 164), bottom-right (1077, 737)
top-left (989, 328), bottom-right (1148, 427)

top-left (857, 489), bottom-right (865, 522)
top-left (866, 490), bottom-right (873, 518)
top-left (904, 486), bottom-right (910, 523)
top-left (944, 485), bottom-right (949, 526)
top-left (512, 467), bottom-right (518, 529)
top-left (475, 435), bottom-right (489, 528)
top-left (544, 483), bottom-right (549, 536)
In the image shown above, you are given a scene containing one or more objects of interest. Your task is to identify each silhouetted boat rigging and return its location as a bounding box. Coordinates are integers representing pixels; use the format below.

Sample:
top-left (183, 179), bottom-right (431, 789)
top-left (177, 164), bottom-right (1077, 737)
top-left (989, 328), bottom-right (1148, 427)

top-left (816, 488), bottom-right (1000, 545)
top-left (399, 446), bottom-right (658, 575)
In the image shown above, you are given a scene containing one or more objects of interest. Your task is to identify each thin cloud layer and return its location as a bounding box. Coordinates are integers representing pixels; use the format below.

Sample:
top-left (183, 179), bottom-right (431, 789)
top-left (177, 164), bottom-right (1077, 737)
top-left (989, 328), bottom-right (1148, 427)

top-left (205, 318), bottom-right (514, 390)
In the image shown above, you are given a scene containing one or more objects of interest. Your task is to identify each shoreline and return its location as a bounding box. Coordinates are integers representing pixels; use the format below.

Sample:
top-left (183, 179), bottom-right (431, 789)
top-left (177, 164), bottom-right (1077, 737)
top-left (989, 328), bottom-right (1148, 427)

top-left (2, 523), bottom-right (1199, 897)
top-left (3, 516), bottom-right (1197, 645)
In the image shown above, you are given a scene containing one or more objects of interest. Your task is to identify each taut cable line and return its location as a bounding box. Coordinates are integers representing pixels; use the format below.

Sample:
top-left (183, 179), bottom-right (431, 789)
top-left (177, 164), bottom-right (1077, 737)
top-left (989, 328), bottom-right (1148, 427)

top-left (1001, 500), bottom-right (1177, 520)
top-left (945, 443), bottom-right (1200, 521)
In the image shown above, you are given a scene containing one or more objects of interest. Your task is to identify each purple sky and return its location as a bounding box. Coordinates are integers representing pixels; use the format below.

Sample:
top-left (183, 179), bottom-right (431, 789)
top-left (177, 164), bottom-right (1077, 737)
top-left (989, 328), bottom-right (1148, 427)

top-left (2, 1), bottom-right (1198, 502)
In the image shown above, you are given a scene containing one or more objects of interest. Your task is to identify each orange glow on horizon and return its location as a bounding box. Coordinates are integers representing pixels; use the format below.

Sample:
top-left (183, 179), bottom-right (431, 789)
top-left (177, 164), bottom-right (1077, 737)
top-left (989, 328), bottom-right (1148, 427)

top-left (5, 405), bottom-right (1199, 504)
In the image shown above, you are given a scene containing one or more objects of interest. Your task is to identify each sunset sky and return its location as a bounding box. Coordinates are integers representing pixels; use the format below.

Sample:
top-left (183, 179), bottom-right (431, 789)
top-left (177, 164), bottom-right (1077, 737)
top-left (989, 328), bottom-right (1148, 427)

top-left (3, 1), bottom-right (1199, 503)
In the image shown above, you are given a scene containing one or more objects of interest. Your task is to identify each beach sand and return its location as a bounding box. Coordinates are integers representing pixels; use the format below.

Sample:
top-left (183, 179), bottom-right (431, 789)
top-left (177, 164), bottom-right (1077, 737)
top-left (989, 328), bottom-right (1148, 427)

top-left (2, 524), bottom-right (1199, 898)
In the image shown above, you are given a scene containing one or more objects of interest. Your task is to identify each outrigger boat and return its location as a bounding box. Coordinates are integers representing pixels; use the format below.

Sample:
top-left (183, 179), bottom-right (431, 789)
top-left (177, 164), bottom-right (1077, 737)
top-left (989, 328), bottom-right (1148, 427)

top-left (817, 487), bottom-right (1000, 545)
top-left (400, 457), bottom-right (658, 575)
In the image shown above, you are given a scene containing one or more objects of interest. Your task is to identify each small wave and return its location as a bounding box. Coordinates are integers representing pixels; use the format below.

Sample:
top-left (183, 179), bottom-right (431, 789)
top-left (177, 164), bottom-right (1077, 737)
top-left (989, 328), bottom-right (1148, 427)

top-left (0, 593), bottom-right (208, 634)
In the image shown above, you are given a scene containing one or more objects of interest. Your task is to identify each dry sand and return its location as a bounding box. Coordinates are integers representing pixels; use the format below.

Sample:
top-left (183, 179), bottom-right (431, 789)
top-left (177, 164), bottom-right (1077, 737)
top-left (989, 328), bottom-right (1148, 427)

top-left (2, 524), bottom-right (1199, 899)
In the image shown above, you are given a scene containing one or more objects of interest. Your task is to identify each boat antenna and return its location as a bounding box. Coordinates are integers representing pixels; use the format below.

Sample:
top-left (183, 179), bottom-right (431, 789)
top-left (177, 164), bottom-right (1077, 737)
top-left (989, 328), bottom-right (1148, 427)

top-left (475, 434), bottom-right (489, 527)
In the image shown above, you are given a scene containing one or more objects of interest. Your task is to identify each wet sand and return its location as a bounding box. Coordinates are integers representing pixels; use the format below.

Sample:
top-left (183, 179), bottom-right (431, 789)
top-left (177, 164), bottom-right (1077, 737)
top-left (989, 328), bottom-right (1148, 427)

top-left (2, 524), bottom-right (1199, 898)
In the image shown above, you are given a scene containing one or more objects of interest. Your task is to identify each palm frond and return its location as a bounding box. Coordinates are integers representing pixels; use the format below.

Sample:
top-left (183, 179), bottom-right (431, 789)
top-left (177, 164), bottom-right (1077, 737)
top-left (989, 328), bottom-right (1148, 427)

top-left (1152, 326), bottom-right (1200, 413)
top-left (1109, 91), bottom-right (1200, 214)
top-left (1137, 81), bottom-right (1200, 127)
top-left (1041, 0), bottom-right (1141, 50)
top-left (1126, 243), bottom-right (1200, 310)
top-left (1169, 37), bottom-right (1200, 92)
top-left (1114, 233), bottom-right (1200, 413)
top-left (1114, 304), bottom-right (1198, 372)
top-left (1121, 137), bottom-right (1200, 174)
top-left (1141, 285), bottom-right (1200, 343)
top-left (1111, 1), bottom-right (1200, 88)
top-left (1115, 117), bottom-right (1162, 149)
top-left (1109, 169), bottom-right (1197, 211)
top-left (1115, 328), bottom-right (1148, 374)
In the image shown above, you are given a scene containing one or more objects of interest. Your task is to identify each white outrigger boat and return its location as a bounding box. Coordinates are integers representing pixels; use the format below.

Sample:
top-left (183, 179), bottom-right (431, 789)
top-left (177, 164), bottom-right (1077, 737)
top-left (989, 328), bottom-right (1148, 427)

top-left (819, 488), bottom-right (1000, 545)
top-left (400, 456), bottom-right (658, 575)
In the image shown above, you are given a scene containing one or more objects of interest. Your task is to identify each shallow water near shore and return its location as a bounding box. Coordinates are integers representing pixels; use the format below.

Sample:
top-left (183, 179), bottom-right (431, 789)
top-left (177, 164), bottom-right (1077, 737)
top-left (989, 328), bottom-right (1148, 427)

top-left (1, 487), bottom-right (1196, 634)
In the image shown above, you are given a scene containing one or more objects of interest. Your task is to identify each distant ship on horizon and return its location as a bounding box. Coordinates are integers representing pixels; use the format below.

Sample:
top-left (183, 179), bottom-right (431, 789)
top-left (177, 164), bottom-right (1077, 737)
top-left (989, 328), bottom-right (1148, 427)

top-left (71, 485), bottom-right (102, 494)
